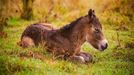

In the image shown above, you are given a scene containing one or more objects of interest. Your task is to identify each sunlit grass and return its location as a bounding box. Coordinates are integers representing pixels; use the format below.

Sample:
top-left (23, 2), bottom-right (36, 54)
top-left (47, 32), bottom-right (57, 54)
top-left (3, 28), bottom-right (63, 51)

top-left (0, 14), bottom-right (133, 75)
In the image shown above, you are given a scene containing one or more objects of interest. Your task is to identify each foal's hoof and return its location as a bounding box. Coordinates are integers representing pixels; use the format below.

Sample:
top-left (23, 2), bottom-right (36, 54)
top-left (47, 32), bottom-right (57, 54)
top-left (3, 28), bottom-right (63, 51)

top-left (79, 52), bottom-right (93, 63)
top-left (69, 56), bottom-right (85, 63)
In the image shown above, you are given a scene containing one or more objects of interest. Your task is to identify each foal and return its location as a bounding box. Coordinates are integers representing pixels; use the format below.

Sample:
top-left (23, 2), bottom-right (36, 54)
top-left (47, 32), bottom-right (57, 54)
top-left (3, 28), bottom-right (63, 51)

top-left (18, 9), bottom-right (108, 63)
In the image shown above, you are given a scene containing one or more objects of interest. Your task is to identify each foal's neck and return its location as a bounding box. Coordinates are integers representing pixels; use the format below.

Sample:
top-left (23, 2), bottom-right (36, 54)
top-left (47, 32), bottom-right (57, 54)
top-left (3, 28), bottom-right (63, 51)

top-left (70, 23), bottom-right (86, 46)
top-left (59, 18), bottom-right (86, 47)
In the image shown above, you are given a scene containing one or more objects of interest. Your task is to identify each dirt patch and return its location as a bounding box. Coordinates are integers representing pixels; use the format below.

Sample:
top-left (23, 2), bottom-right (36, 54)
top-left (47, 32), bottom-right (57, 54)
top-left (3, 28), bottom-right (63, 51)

top-left (0, 32), bottom-right (7, 38)
top-left (19, 50), bottom-right (45, 60)
top-left (125, 42), bottom-right (134, 49)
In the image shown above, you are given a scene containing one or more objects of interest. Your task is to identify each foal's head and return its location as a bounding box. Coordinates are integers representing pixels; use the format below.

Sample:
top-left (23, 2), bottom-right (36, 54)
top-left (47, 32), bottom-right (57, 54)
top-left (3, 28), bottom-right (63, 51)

top-left (82, 9), bottom-right (108, 51)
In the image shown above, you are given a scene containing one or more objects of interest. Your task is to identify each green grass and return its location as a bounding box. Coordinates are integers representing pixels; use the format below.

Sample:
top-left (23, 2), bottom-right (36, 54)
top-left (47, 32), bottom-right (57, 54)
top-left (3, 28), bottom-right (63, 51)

top-left (0, 14), bottom-right (134, 75)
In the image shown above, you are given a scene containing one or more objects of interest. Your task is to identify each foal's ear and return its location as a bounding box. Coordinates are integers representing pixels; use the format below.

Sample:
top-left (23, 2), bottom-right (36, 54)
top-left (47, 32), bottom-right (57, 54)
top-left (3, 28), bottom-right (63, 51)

top-left (88, 9), bottom-right (94, 18)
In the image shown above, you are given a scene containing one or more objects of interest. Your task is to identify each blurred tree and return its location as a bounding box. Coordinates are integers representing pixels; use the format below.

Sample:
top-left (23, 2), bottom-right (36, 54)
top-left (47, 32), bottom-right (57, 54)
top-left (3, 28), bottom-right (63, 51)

top-left (21, 0), bottom-right (34, 20)
top-left (0, 0), bottom-right (9, 33)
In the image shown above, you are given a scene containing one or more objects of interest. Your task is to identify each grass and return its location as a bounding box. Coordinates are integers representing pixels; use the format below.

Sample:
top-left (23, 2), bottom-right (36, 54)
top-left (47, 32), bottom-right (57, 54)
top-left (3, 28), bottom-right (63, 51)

top-left (0, 12), bottom-right (134, 75)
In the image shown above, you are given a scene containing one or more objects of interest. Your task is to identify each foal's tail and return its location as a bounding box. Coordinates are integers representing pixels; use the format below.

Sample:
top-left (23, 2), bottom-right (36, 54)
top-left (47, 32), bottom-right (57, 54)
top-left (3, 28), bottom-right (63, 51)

top-left (17, 36), bottom-right (35, 48)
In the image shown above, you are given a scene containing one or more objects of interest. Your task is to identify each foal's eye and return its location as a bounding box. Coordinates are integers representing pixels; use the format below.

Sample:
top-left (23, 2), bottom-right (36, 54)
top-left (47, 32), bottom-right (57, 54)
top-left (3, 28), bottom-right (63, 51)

top-left (95, 29), bottom-right (99, 33)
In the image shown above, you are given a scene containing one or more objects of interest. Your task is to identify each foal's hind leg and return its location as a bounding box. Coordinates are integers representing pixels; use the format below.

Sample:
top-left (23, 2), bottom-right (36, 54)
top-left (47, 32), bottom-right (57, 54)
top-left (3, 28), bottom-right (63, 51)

top-left (18, 36), bottom-right (35, 48)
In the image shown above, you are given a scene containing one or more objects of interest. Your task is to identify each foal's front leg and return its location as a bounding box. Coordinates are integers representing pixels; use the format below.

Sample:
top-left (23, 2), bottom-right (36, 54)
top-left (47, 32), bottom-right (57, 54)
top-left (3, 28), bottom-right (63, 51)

top-left (78, 51), bottom-right (93, 63)
top-left (68, 51), bottom-right (93, 63)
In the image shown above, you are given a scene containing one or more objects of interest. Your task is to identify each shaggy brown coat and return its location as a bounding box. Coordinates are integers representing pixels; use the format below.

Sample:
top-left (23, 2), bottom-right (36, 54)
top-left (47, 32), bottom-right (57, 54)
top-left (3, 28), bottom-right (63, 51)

top-left (18, 9), bottom-right (108, 63)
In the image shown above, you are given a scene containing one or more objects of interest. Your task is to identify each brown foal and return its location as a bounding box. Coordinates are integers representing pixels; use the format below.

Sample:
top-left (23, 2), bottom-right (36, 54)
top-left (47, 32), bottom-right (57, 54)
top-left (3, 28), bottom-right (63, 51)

top-left (18, 9), bottom-right (108, 63)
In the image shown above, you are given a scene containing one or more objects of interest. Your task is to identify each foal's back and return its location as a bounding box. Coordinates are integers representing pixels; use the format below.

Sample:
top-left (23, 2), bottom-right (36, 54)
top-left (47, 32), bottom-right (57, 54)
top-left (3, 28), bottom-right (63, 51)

top-left (18, 23), bottom-right (53, 48)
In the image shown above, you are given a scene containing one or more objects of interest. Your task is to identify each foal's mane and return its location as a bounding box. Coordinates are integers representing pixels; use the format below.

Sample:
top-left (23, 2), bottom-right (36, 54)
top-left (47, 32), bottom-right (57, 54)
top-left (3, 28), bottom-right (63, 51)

top-left (59, 17), bottom-right (83, 32)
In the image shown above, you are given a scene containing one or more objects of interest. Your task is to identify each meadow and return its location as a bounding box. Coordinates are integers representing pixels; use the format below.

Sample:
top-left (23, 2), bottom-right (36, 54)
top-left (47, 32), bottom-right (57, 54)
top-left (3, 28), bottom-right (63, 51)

top-left (0, 0), bottom-right (134, 75)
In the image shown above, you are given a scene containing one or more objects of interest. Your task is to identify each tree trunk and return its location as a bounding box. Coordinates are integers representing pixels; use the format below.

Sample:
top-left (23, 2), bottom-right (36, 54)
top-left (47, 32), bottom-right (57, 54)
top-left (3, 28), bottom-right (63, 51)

top-left (21, 0), bottom-right (34, 20)
top-left (0, 0), bottom-right (9, 32)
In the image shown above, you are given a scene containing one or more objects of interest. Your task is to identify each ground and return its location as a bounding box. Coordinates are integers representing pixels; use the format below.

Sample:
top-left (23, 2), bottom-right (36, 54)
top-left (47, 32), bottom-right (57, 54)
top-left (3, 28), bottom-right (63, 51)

top-left (0, 14), bottom-right (134, 75)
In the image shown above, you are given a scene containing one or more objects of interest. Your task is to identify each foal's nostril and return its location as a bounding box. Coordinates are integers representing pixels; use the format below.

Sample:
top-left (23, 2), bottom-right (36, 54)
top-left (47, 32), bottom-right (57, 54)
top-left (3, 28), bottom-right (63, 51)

top-left (105, 43), bottom-right (108, 48)
top-left (101, 43), bottom-right (108, 50)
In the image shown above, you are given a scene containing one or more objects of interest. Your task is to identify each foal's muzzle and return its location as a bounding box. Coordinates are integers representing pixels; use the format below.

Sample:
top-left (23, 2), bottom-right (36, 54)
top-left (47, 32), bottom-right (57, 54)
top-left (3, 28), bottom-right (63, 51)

top-left (99, 39), bottom-right (108, 51)
top-left (100, 43), bottom-right (108, 50)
